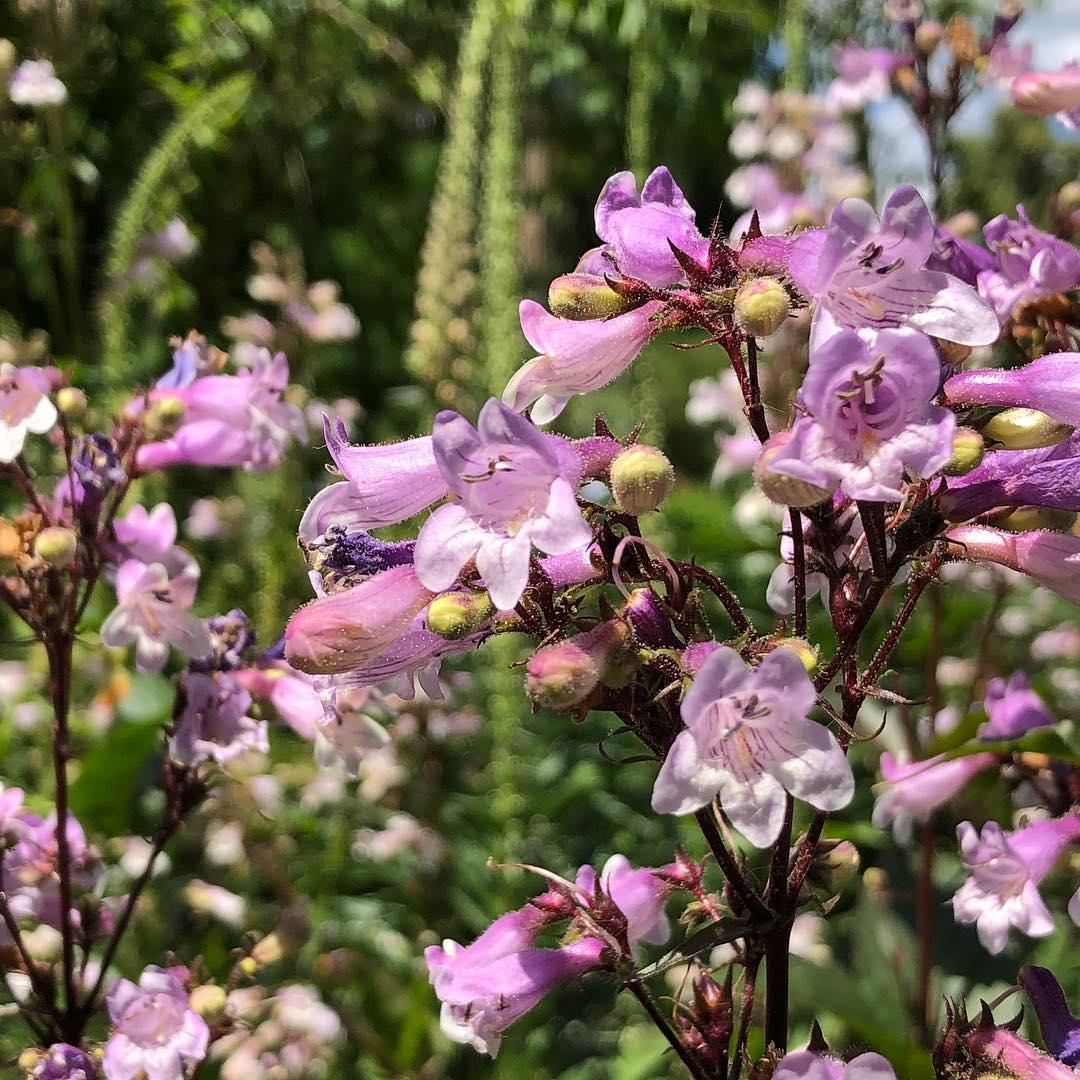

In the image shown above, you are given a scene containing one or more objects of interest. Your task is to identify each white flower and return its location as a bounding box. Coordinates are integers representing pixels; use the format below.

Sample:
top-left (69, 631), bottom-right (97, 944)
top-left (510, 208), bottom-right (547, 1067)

top-left (9, 60), bottom-right (67, 107)
top-left (0, 364), bottom-right (56, 462)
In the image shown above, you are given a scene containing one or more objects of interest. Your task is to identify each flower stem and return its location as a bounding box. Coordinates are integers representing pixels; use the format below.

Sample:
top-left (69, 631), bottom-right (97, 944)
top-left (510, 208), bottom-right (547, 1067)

top-left (624, 977), bottom-right (709, 1080)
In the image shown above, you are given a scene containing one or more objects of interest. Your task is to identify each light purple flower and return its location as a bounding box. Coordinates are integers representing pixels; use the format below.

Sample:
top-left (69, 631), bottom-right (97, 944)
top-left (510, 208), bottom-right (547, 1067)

top-left (952, 815), bottom-right (1080, 954)
top-left (104, 965), bottom-right (209, 1080)
top-left (100, 560), bottom-right (211, 674)
top-left (945, 525), bottom-right (1080, 605)
top-left (169, 671), bottom-right (267, 767)
top-left (504, 298), bottom-right (663, 424)
top-left (284, 565), bottom-right (436, 675)
top-left (774, 1049), bottom-right (897, 1080)
top-left (981, 673), bottom-right (1055, 741)
top-left (112, 502), bottom-right (196, 579)
top-left (413, 399), bottom-right (590, 611)
top-left (136, 350), bottom-right (305, 473)
top-left (31, 1044), bottom-right (97, 1079)
top-left (944, 352), bottom-right (1080, 428)
top-left (234, 663), bottom-right (322, 741)
top-left (9, 59), bottom-right (67, 107)
top-left (977, 208), bottom-right (1080, 322)
top-left (0, 363), bottom-right (57, 463)
top-left (942, 432), bottom-right (1080, 521)
top-left (767, 327), bottom-right (955, 502)
top-left (788, 185), bottom-right (999, 348)
top-left (593, 166), bottom-right (709, 286)
top-left (425, 904), bottom-right (598, 1058)
top-left (298, 417), bottom-right (448, 541)
top-left (872, 752), bottom-right (997, 843)
top-left (826, 40), bottom-right (899, 112)
top-left (651, 646), bottom-right (853, 847)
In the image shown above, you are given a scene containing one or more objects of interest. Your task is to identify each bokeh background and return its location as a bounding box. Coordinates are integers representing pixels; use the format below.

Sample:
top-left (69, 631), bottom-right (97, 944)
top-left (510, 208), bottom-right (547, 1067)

top-left (2, 1), bottom-right (1080, 1076)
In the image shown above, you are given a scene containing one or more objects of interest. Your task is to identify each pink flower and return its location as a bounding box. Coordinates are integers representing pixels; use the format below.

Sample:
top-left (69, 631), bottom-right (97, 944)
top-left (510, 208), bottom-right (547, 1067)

top-left (774, 1049), bottom-right (897, 1080)
top-left (981, 672), bottom-right (1055, 741)
top-left (826, 40), bottom-right (899, 112)
top-left (1012, 63), bottom-right (1080, 129)
top-left (299, 417), bottom-right (448, 540)
top-left (9, 60), bottom-right (67, 107)
top-left (504, 299), bottom-right (663, 425)
top-left (100, 560), bottom-right (211, 674)
top-left (788, 185), bottom-right (999, 348)
top-left (0, 363), bottom-right (57, 463)
top-left (103, 965), bottom-right (209, 1079)
top-left (952, 815), bottom-right (1080, 954)
top-left (234, 663), bottom-right (322, 741)
top-left (945, 525), bottom-right (1080, 605)
top-left (413, 399), bottom-right (590, 611)
top-left (872, 752), bottom-right (996, 843)
top-left (575, 854), bottom-right (670, 959)
top-left (136, 350), bottom-right (305, 473)
top-left (112, 503), bottom-right (195, 578)
top-left (651, 646), bottom-right (853, 847)
top-left (284, 565), bottom-right (435, 675)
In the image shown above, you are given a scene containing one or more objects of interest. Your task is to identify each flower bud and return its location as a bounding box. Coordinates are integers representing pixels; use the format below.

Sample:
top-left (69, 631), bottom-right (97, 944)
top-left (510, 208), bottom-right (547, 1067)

top-left (548, 273), bottom-right (636, 320)
top-left (610, 446), bottom-right (674, 515)
top-left (623, 588), bottom-right (677, 647)
top-left (425, 590), bottom-right (493, 640)
top-left (770, 638), bottom-right (817, 672)
top-left (0, 519), bottom-right (22, 561)
top-left (945, 15), bottom-right (978, 65)
top-left (754, 432), bottom-right (831, 507)
top-left (1058, 181), bottom-right (1080, 213)
top-left (33, 526), bottom-right (77, 568)
top-left (733, 277), bottom-right (790, 338)
top-left (943, 427), bottom-right (986, 475)
top-left (914, 19), bottom-right (943, 54)
top-left (238, 956), bottom-right (258, 977)
top-left (17, 1049), bottom-right (42, 1072)
top-left (982, 408), bottom-right (1073, 450)
top-left (189, 983), bottom-right (228, 1022)
top-left (144, 394), bottom-right (187, 439)
top-left (525, 620), bottom-right (633, 712)
top-left (55, 386), bottom-right (87, 416)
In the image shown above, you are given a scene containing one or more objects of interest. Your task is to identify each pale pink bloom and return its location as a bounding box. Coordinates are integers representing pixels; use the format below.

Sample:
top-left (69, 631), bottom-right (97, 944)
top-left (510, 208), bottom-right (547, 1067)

top-left (9, 60), bottom-right (67, 106)
top-left (100, 560), bottom-right (211, 674)
top-left (0, 363), bottom-right (57, 462)
top-left (1012, 62), bottom-right (1080, 129)
top-left (952, 815), bottom-right (1080, 954)
top-left (104, 966), bottom-right (209, 1080)
top-left (651, 646), bottom-right (853, 847)
top-left (774, 1049), bottom-right (897, 1080)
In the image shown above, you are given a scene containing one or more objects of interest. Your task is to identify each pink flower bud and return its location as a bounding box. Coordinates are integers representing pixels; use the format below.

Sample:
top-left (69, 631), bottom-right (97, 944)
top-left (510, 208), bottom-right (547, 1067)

top-left (284, 565), bottom-right (435, 675)
top-left (525, 620), bottom-right (633, 712)
top-left (1012, 66), bottom-right (1080, 119)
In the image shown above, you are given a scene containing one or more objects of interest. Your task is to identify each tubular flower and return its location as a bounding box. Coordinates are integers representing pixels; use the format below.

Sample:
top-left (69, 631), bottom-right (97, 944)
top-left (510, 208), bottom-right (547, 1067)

top-left (651, 646), bottom-right (853, 847)
top-left (1020, 965), bottom-right (1080, 1068)
top-left (1012, 62), bottom-right (1080, 129)
top-left (980, 672), bottom-right (1055, 741)
top-left (945, 525), bottom-right (1080, 605)
top-left (413, 399), bottom-right (590, 611)
top-left (0, 363), bottom-right (57, 463)
top-left (788, 185), bottom-right (999, 348)
top-left (825, 40), bottom-right (899, 112)
top-left (767, 327), bottom-right (955, 502)
top-left (944, 353), bottom-right (1080, 429)
top-left (952, 815), bottom-right (1080, 954)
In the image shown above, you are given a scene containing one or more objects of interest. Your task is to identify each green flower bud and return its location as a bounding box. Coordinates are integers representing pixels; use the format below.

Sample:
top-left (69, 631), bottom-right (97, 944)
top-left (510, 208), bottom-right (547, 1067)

top-left (55, 386), bottom-right (87, 416)
top-left (982, 408), bottom-right (1073, 450)
top-left (33, 526), bottom-right (77, 568)
top-left (610, 445), bottom-right (674, 515)
top-left (425, 590), bottom-right (494, 640)
top-left (548, 273), bottom-right (635, 321)
top-left (733, 277), bottom-right (790, 338)
top-left (189, 983), bottom-right (228, 1022)
top-left (943, 426), bottom-right (986, 475)
top-left (1001, 506), bottom-right (1076, 533)
top-left (754, 432), bottom-right (831, 507)
top-left (144, 394), bottom-right (187, 439)
top-left (770, 638), bottom-right (818, 672)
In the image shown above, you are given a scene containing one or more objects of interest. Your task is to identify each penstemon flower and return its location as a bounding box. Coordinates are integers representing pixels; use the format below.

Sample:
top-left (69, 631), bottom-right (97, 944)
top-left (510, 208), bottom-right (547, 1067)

top-left (0, 363), bottom-right (58, 463)
top-left (651, 646), bottom-right (853, 847)
top-left (774, 1048), bottom-right (897, 1080)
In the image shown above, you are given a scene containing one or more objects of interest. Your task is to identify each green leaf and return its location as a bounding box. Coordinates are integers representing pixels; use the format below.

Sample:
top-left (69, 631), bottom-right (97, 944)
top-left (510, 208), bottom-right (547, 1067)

top-left (943, 723), bottom-right (1080, 766)
top-left (69, 721), bottom-right (163, 835)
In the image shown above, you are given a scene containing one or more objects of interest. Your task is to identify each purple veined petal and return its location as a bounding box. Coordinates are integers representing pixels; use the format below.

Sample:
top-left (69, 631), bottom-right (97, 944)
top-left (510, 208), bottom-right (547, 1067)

top-left (414, 503), bottom-right (485, 593)
top-left (718, 767), bottom-right (788, 848)
top-left (905, 272), bottom-right (1000, 346)
top-left (595, 171), bottom-right (642, 240)
top-left (815, 196), bottom-right (881, 289)
top-left (475, 529), bottom-right (533, 612)
top-left (773, 1050), bottom-right (842, 1080)
top-left (650, 729), bottom-right (726, 815)
top-left (136, 419), bottom-right (253, 472)
top-left (944, 353), bottom-right (1080, 428)
top-left (321, 416), bottom-right (449, 524)
top-left (475, 398), bottom-right (559, 471)
top-left (679, 646), bottom-right (752, 729)
top-left (766, 714), bottom-right (855, 814)
top-left (846, 1054), bottom-right (900, 1080)
top-left (799, 328), bottom-right (869, 414)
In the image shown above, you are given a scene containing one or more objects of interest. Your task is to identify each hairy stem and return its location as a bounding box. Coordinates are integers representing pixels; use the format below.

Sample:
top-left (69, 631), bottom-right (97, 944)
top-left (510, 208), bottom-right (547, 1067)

top-left (694, 808), bottom-right (772, 923)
